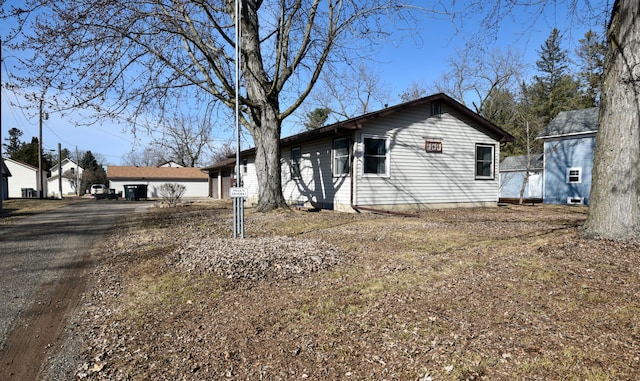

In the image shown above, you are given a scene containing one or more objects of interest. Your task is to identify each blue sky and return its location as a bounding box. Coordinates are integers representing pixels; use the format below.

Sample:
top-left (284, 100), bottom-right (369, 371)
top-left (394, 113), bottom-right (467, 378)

top-left (1, 1), bottom-right (610, 166)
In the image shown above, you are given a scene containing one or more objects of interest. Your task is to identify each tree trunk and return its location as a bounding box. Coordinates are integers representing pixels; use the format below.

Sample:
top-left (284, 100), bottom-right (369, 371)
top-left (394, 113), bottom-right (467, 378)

top-left (583, 0), bottom-right (640, 241)
top-left (249, 105), bottom-right (288, 212)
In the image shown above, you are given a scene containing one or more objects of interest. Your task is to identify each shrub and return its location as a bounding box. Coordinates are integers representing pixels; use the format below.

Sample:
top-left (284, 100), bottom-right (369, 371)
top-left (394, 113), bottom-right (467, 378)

top-left (158, 183), bottom-right (187, 206)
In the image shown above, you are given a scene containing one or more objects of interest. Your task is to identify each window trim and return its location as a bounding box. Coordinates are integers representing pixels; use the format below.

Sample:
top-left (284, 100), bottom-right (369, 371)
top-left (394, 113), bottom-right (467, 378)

top-left (290, 147), bottom-right (302, 179)
top-left (332, 137), bottom-right (350, 177)
top-left (566, 167), bottom-right (582, 184)
top-left (475, 143), bottom-right (495, 180)
top-left (362, 134), bottom-right (390, 177)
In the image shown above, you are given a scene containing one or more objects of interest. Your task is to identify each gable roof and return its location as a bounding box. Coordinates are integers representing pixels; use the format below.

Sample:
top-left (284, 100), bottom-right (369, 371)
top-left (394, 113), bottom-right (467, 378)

top-left (204, 93), bottom-right (515, 171)
top-left (538, 107), bottom-right (599, 139)
top-left (107, 166), bottom-right (208, 180)
top-left (500, 154), bottom-right (544, 172)
top-left (1, 158), bottom-right (12, 177)
top-left (2, 157), bottom-right (39, 171)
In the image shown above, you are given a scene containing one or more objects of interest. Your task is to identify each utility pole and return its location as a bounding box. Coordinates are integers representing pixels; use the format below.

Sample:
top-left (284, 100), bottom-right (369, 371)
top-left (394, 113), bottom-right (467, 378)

top-left (0, 40), bottom-right (4, 214)
top-left (58, 142), bottom-right (62, 199)
top-left (38, 98), bottom-right (43, 198)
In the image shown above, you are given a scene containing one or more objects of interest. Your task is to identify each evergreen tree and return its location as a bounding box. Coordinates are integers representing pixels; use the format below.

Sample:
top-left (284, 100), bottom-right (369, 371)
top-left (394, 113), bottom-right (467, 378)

top-left (11, 137), bottom-right (40, 168)
top-left (5, 128), bottom-right (24, 157)
top-left (79, 151), bottom-right (107, 193)
top-left (303, 107), bottom-right (332, 130)
top-left (531, 28), bottom-right (582, 126)
top-left (575, 30), bottom-right (605, 107)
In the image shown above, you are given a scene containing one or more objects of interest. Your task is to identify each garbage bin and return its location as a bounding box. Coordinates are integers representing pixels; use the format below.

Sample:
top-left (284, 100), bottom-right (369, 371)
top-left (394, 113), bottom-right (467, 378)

top-left (126, 187), bottom-right (136, 201)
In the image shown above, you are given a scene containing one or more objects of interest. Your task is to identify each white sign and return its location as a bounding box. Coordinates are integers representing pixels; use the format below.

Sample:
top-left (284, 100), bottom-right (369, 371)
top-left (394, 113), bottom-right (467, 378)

top-left (230, 187), bottom-right (248, 198)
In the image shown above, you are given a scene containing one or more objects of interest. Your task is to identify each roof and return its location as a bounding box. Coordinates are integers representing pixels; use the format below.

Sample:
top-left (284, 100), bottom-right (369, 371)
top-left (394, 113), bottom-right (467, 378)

top-left (538, 107), bottom-right (599, 138)
top-left (107, 166), bottom-right (208, 180)
top-left (204, 93), bottom-right (515, 171)
top-left (500, 154), bottom-right (544, 172)
top-left (2, 157), bottom-right (38, 171)
top-left (1, 158), bottom-right (12, 177)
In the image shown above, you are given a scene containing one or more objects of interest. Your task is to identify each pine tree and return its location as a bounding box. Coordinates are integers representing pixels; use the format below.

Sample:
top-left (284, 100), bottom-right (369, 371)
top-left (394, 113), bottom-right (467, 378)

top-left (303, 107), bottom-right (332, 130)
top-left (575, 30), bottom-right (605, 107)
top-left (531, 28), bottom-right (582, 126)
top-left (79, 151), bottom-right (107, 193)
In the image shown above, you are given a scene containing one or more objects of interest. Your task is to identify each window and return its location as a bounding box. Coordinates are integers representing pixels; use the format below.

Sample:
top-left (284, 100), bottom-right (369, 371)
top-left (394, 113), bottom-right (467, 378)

top-left (242, 159), bottom-right (248, 174)
top-left (566, 167), bottom-right (582, 183)
top-left (431, 101), bottom-right (442, 116)
top-left (475, 144), bottom-right (495, 179)
top-left (363, 136), bottom-right (389, 176)
top-left (567, 197), bottom-right (584, 205)
top-left (333, 138), bottom-right (350, 176)
top-left (425, 140), bottom-right (443, 153)
top-left (290, 147), bottom-right (301, 179)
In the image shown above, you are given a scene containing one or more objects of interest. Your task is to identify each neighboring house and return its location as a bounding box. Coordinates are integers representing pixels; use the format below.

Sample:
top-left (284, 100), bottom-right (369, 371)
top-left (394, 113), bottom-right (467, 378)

top-left (538, 107), bottom-right (599, 205)
top-left (2, 157), bottom-right (39, 198)
top-left (204, 93), bottom-right (515, 212)
top-left (47, 158), bottom-right (83, 198)
top-left (107, 165), bottom-right (210, 199)
top-left (499, 154), bottom-right (543, 201)
top-left (1, 158), bottom-right (11, 200)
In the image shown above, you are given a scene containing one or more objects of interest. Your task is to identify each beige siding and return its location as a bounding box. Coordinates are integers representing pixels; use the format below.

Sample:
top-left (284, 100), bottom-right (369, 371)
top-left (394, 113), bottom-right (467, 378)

top-left (353, 104), bottom-right (500, 209)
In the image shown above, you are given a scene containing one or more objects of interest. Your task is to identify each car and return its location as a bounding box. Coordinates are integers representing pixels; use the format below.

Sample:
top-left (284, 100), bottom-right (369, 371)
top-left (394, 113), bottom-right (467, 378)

top-left (90, 184), bottom-right (107, 195)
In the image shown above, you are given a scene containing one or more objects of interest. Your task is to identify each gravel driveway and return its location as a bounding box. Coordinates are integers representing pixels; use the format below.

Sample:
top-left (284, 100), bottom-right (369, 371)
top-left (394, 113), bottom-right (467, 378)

top-left (0, 200), bottom-right (149, 380)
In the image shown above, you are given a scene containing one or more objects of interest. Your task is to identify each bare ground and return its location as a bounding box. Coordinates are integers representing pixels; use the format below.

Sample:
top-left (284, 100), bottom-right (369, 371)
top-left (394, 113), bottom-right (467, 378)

top-left (69, 202), bottom-right (639, 380)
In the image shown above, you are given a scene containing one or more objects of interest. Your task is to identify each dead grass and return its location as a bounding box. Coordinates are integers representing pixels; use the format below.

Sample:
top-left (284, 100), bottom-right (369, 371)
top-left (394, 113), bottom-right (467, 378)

top-left (0, 198), bottom-right (83, 223)
top-left (78, 202), bottom-right (640, 380)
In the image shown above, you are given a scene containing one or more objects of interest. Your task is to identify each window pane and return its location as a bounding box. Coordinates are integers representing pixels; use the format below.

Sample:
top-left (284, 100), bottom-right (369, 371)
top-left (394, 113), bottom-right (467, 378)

top-left (475, 145), bottom-right (494, 178)
top-left (364, 157), bottom-right (386, 174)
top-left (335, 157), bottom-right (349, 175)
top-left (364, 138), bottom-right (386, 156)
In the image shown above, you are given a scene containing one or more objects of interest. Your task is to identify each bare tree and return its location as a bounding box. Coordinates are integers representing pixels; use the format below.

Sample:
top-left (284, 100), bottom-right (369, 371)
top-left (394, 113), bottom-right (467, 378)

top-left (122, 146), bottom-right (165, 167)
top-left (308, 63), bottom-right (393, 122)
top-left (2, 0), bottom-right (417, 212)
top-left (584, 0), bottom-right (640, 241)
top-left (210, 142), bottom-right (236, 163)
top-left (152, 113), bottom-right (214, 167)
top-left (434, 47), bottom-right (526, 114)
top-left (399, 81), bottom-right (428, 102)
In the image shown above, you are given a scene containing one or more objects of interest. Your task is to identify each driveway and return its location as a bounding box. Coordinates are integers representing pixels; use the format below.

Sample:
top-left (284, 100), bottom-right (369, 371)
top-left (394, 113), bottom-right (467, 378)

top-left (0, 200), bottom-right (148, 380)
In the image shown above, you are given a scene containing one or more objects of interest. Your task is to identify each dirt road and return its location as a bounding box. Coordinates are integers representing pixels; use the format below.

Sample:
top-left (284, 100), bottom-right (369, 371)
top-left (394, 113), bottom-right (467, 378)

top-left (0, 200), bottom-right (148, 380)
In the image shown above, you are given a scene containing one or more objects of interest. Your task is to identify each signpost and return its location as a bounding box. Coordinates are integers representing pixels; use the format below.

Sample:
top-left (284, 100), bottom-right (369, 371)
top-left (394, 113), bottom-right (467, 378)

top-left (230, 187), bottom-right (248, 198)
top-left (233, 0), bottom-right (245, 239)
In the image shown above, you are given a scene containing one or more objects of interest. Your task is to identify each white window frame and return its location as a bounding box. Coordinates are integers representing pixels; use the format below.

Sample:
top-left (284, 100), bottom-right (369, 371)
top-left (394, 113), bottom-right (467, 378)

top-left (332, 138), bottom-right (350, 177)
top-left (566, 167), bottom-right (582, 184)
top-left (290, 147), bottom-right (301, 179)
top-left (475, 144), bottom-right (495, 180)
top-left (362, 134), bottom-right (390, 177)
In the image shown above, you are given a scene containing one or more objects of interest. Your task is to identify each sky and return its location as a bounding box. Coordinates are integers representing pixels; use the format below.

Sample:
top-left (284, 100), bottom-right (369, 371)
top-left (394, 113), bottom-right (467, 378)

top-left (1, 1), bottom-right (610, 166)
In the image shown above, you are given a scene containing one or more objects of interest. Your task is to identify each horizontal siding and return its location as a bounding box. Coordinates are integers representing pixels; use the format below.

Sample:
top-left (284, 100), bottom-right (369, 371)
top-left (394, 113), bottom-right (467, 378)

top-left (543, 136), bottom-right (595, 204)
top-left (353, 104), bottom-right (500, 207)
top-left (281, 137), bottom-right (351, 209)
top-left (109, 179), bottom-right (209, 198)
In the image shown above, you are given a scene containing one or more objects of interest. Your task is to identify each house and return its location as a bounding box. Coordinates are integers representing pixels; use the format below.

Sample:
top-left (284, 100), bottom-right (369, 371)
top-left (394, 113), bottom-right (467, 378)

top-left (107, 165), bottom-right (210, 199)
top-left (1, 158), bottom-right (11, 200)
top-left (2, 157), bottom-right (39, 198)
top-left (204, 93), bottom-right (515, 212)
top-left (499, 154), bottom-right (543, 202)
top-left (46, 158), bottom-right (83, 198)
top-left (538, 107), bottom-right (599, 205)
